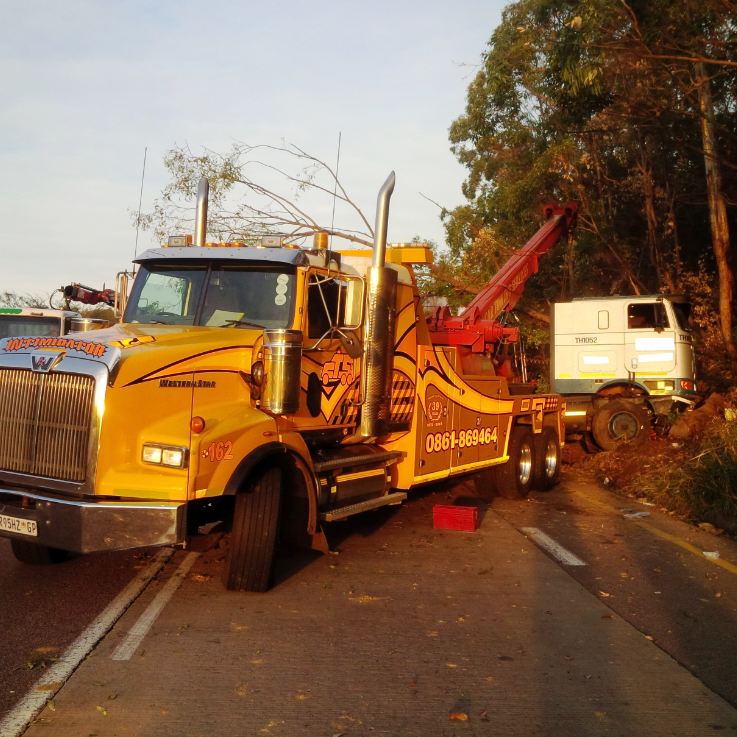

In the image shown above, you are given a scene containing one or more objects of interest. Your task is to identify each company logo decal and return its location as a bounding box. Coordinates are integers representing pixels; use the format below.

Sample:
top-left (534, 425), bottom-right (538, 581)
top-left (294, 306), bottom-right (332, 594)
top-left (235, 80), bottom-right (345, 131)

top-left (321, 352), bottom-right (355, 394)
top-left (3, 336), bottom-right (107, 358)
top-left (159, 379), bottom-right (216, 388)
top-left (31, 351), bottom-right (65, 373)
top-left (426, 396), bottom-right (445, 422)
top-left (304, 350), bottom-right (359, 426)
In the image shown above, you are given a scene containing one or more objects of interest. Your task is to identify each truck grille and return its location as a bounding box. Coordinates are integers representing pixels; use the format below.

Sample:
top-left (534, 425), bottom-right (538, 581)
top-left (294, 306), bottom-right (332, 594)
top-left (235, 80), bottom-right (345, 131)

top-left (0, 369), bottom-right (95, 482)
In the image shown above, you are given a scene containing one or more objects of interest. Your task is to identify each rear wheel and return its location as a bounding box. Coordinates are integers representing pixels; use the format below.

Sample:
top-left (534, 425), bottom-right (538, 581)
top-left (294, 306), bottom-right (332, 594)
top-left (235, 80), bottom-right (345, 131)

top-left (591, 400), bottom-right (650, 451)
top-left (581, 431), bottom-right (599, 454)
top-left (223, 466), bottom-right (282, 592)
top-left (495, 426), bottom-right (535, 499)
top-left (11, 539), bottom-right (69, 565)
top-left (532, 427), bottom-right (561, 491)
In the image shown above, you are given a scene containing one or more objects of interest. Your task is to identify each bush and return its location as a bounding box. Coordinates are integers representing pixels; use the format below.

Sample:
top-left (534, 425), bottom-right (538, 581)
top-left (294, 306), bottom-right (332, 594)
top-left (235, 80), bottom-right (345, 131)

top-left (591, 417), bottom-right (737, 534)
top-left (667, 419), bottom-right (737, 532)
top-left (678, 262), bottom-right (735, 390)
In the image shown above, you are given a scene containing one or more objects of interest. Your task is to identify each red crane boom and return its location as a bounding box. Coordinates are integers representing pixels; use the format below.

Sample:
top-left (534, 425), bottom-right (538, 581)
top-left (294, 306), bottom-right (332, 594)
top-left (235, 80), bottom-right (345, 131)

top-left (428, 203), bottom-right (577, 354)
top-left (429, 202), bottom-right (578, 351)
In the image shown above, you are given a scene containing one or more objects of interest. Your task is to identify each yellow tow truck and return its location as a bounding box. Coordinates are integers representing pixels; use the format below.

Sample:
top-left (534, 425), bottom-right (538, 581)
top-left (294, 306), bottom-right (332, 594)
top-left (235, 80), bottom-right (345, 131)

top-left (0, 174), bottom-right (564, 591)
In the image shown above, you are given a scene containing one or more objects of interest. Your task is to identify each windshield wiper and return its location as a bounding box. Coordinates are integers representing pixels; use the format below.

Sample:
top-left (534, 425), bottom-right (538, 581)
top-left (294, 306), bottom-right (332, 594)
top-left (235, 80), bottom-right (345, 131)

top-left (222, 319), bottom-right (264, 329)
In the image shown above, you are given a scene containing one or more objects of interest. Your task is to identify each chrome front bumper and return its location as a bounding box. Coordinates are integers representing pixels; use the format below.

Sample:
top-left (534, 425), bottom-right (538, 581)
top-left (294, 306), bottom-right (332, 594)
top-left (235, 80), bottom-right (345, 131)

top-left (0, 487), bottom-right (186, 553)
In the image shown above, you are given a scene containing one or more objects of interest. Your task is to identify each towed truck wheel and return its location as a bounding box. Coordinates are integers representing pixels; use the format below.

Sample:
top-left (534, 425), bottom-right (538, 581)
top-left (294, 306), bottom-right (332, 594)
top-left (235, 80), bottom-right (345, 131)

top-left (591, 399), bottom-right (650, 451)
top-left (11, 539), bottom-right (69, 565)
top-left (223, 466), bottom-right (282, 592)
top-left (495, 426), bottom-right (535, 499)
top-left (532, 427), bottom-right (561, 491)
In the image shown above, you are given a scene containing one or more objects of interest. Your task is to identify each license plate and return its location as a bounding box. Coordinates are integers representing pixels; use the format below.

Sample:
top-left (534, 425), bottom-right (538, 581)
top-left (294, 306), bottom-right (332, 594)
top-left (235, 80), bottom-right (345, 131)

top-left (0, 513), bottom-right (38, 537)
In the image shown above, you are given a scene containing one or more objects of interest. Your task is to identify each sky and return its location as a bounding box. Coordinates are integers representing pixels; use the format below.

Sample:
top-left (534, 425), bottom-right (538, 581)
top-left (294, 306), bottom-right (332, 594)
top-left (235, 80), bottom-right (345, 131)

top-left (0, 0), bottom-right (505, 300)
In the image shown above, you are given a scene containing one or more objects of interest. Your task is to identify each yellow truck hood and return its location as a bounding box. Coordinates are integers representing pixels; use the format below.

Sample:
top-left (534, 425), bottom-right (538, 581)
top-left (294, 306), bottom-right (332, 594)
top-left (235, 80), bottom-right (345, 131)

top-left (87, 323), bottom-right (260, 387)
top-left (0, 323), bottom-right (261, 386)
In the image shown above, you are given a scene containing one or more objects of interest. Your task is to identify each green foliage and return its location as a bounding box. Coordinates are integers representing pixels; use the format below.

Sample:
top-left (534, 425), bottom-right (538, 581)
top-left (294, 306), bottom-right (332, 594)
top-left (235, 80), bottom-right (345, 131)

top-left (521, 320), bottom-right (551, 391)
top-left (638, 419), bottom-right (737, 533)
top-left (440, 0), bottom-right (737, 380)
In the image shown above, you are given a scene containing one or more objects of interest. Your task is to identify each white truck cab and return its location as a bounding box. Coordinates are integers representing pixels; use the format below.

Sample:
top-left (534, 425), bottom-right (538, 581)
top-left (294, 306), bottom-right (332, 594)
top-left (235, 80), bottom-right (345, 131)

top-left (551, 295), bottom-right (697, 449)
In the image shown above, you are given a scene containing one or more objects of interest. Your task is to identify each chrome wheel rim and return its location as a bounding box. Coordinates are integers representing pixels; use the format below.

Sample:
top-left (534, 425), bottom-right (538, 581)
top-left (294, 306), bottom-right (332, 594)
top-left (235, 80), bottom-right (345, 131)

top-left (544, 437), bottom-right (558, 478)
top-left (519, 443), bottom-right (532, 485)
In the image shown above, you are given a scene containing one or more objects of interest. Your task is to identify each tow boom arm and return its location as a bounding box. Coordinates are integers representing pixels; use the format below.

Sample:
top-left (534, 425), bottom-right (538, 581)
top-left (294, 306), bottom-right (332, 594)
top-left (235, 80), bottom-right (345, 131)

top-left (428, 203), bottom-right (577, 351)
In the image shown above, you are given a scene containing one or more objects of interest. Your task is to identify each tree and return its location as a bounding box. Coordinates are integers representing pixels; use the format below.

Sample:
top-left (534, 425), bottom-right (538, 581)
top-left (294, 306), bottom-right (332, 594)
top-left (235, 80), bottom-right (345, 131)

top-left (444, 0), bottom-right (737, 381)
top-left (0, 291), bottom-right (48, 309)
top-left (138, 143), bottom-right (375, 248)
top-left (696, 61), bottom-right (737, 367)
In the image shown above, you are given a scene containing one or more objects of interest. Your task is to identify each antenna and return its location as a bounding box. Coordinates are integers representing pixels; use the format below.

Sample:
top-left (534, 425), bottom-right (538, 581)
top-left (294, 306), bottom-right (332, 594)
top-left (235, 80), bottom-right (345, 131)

top-left (133, 146), bottom-right (148, 263)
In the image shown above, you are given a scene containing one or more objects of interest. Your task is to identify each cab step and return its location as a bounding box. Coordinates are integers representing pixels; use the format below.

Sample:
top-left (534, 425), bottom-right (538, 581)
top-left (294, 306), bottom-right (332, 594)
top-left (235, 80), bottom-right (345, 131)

top-left (313, 449), bottom-right (403, 473)
top-left (320, 492), bottom-right (407, 522)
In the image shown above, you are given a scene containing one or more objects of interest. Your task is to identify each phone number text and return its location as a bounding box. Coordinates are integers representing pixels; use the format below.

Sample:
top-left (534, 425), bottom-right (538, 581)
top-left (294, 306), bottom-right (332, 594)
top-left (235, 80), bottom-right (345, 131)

top-left (425, 427), bottom-right (498, 454)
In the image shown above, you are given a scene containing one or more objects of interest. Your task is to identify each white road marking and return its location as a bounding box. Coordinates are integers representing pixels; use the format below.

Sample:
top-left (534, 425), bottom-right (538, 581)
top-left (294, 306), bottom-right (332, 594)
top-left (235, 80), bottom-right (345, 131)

top-left (521, 527), bottom-right (587, 566)
top-left (111, 551), bottom-right (199, 661)
top-left (0, 548), bottom-right (172, 737)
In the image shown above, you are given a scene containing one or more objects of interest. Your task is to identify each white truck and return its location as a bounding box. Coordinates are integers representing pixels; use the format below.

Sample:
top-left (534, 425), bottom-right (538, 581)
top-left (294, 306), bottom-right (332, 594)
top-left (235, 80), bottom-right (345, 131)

top-left (0, 307), bottom-right (80, 339)
top-left (426, 203), bottom-right (699, 451)
top-left (551, 295), bottom-right (698, 449)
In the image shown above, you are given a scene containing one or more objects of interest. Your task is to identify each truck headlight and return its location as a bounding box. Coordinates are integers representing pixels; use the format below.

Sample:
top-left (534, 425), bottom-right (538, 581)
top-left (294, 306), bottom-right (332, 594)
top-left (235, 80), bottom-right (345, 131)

top-left (142, 443), bottom-right (188, 468)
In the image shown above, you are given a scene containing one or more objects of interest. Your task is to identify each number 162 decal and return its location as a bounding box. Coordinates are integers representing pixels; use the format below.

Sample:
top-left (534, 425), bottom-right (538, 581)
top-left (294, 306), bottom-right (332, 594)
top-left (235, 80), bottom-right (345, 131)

top-left (204, 441), bottom-right (234, 462)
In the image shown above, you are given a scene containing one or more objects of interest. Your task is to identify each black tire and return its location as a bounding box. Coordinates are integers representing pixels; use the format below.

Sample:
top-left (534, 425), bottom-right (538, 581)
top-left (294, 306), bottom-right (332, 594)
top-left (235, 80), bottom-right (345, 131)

top-left (11, 539), bottom-right (69, 565)
top-left (532, 427), bottom-right (561, 491)
top-left (591, 400), bottom-right (650, 451)
top-left (495, 426), bottom-right (535, 499)
top-left (223, 466), bottom-right (281, 592)
top-left (581, 431), bottom-right (599, 455)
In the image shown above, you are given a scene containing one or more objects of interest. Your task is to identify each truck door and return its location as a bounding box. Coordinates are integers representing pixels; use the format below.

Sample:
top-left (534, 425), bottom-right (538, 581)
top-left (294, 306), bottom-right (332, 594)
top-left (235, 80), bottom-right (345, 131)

top-left (415, 346), bottom-right (454, 481)
top-left (300, 271), bottom-right (362, 429)
top-left (623, 301), bottom-right (677, 375)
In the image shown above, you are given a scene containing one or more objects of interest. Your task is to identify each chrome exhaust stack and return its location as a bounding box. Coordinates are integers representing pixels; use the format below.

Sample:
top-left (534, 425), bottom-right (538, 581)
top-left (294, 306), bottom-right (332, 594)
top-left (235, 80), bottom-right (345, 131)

top-left (194, 176), bottom-right (209, 246)
top-left (360, 172), bottom-right (398, 438)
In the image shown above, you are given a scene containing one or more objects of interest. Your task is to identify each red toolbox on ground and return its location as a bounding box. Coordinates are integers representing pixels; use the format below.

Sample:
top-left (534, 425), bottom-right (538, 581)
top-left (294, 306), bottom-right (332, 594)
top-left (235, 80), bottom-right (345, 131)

top-left (432, 504), bottom-right (479, 531)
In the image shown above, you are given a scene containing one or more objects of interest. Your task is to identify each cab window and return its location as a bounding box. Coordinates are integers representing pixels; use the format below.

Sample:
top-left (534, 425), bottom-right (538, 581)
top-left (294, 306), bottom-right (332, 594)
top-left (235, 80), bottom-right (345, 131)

top-left (307, 274), bottom-right (363, 339)
top-left (627, 302), bottom-right (669, 330)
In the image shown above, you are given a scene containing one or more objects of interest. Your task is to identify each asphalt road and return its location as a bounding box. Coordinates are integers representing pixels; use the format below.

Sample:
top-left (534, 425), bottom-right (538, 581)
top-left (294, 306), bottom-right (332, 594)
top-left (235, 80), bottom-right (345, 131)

top-left (2, 467), bottom-right (736, 736)
top-left (488, 473), bottom-right (737, 708)
top-left (0, 540), bottom-right (159, 719)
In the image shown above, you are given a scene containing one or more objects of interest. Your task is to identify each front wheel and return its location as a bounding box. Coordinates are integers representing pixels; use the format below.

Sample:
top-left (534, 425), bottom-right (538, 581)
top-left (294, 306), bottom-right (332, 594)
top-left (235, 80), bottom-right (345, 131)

top-left (223, 466), bottom-right (282, 592)
top-left (495, 426), bottom-right (535, 499)
top-left (532, 427), bottom-right (561, 491)
top-left (11, 539), bottom-right (70, 565)
top-left (591, 400), bottom-right (650, 451)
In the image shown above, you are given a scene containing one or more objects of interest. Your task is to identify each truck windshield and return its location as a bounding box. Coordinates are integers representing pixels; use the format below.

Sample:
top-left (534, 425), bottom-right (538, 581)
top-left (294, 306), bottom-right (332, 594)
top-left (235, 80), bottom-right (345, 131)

top-left (125, 264), bottom-right (296, 329)
top-left (0, 316), bottom-right (62, 338)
